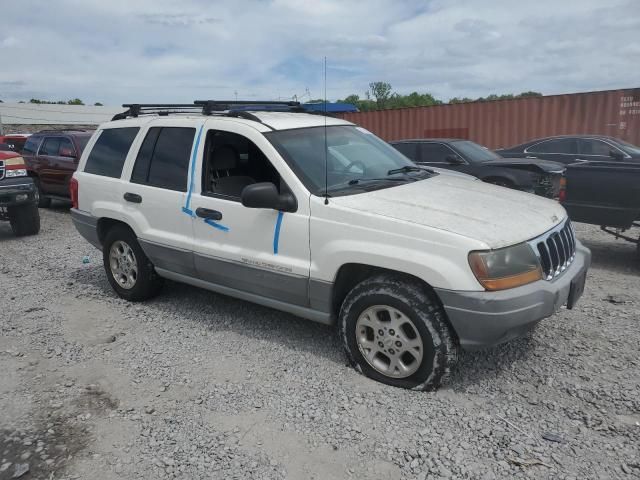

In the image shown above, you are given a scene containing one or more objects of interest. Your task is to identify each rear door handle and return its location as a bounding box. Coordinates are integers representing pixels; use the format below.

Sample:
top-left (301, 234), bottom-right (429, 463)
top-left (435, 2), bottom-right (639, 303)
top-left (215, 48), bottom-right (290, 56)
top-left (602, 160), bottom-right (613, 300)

top-left (124, 192), bottom-right (142, 203)
top-left (195, 207), bottom-right (222, 221)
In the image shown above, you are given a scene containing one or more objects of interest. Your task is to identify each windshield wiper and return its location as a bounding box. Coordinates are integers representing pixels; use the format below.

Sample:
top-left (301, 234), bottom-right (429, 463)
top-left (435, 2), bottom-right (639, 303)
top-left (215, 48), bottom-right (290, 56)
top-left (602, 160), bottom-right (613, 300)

top-left (324, 176), bottom-right (408, 193)
top-left (387, 165), bottom-right (436, 175)
top-left (348, 177), bottom-right (409, 185)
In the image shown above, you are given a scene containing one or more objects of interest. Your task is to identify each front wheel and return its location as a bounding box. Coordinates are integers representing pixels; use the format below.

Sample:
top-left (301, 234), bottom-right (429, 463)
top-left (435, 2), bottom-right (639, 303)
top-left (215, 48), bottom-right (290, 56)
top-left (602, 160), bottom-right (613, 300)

top-left (339, 274), bottom-right (458, 391)
top-left (102, 225), bottom-right (163, 301)
top-left (8, 203), bottom-right (40, 236)
top-left (33, 178), bottom-right (52, 208)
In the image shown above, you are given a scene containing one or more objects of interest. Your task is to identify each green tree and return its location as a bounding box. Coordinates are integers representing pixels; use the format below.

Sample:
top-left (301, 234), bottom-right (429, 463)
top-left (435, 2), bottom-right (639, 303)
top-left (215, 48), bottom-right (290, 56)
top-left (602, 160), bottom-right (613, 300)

top-left (94, 102), bottom-right (104, 106)
top-left (369, 81), bottom-right (392, 109)
top-left (517, 91), bottom-right (542, 98)
top-left (67, 98), bottom-right (84, 105)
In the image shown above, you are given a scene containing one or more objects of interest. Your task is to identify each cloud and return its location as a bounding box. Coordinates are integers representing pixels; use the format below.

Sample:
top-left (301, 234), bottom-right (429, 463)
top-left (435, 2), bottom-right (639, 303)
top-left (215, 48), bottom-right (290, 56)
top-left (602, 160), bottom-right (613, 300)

top-left (0, 0), bottom-right (637, 105)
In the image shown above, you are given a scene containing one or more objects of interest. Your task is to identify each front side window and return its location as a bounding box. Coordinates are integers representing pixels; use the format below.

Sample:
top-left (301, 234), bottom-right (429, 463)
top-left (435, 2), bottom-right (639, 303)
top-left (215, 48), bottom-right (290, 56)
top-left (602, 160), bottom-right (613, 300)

top-left (418, 143), bottom-right (456, 163)
top-left (131, 127), bottom-right (195, 191)
top-left (202, 130), bottom-right (281, 199)
top-left (392, 142), bottom-right (418, 161)
top-left (22, 137), bottom-right (40, 155)
top-left (266, 126), bottom-right (426, 195)
top-left (579, 139), bottom-right (618, 156)
top-left (528, 138), bottom-right (577, 154)
top-left (450, 140), bottom-right (500, 162)
top-left (84, 127), bottom-right (139, 178)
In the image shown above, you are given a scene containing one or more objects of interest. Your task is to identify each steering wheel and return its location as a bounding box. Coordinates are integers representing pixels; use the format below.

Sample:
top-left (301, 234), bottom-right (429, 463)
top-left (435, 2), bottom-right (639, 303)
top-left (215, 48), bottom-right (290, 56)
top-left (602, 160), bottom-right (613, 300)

top-left (341, 160), bottom-right (365, 174)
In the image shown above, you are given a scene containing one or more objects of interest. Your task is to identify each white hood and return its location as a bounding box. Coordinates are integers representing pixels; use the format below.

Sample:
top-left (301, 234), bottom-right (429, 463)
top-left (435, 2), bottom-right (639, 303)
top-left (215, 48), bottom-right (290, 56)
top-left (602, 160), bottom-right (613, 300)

top-left (331, 173), bottom-right (567, 249)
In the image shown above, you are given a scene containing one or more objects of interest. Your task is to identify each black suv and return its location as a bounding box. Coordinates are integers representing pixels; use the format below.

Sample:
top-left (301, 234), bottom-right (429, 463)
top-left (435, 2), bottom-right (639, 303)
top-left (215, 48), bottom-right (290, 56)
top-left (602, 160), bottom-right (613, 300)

top-left (22, 129), bottom-right (93, 207)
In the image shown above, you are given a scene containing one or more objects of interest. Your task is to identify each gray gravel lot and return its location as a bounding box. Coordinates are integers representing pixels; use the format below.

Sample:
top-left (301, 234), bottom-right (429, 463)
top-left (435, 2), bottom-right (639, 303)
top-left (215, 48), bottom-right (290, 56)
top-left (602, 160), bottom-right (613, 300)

top-left (1, 207), bottom-right (639, 480)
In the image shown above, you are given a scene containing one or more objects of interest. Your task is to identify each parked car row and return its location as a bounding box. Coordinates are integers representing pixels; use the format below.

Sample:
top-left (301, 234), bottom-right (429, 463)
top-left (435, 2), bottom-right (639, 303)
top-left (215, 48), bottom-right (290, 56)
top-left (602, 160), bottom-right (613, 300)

top-left (390, 138), bottom-right (564, 198)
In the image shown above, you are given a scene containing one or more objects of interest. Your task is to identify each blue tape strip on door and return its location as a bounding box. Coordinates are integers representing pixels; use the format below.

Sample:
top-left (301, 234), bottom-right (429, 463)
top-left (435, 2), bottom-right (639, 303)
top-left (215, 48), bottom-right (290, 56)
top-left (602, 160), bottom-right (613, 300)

top-left (204, 218), bottom-right (230, 232)
top-left (273, 211), bottom-right (284, 254)
top-left (182, 123), bottom-right (205, 217)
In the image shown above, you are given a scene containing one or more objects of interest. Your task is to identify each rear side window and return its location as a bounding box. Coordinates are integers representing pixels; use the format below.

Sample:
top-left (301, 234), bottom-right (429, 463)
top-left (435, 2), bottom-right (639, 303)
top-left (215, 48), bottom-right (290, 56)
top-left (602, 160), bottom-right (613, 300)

top-left (84, 127), bottom-right (139, 178)
top-left (40, 137), bottom-right (61, 156)
top-left (130, 127), bottom-right (195, 192)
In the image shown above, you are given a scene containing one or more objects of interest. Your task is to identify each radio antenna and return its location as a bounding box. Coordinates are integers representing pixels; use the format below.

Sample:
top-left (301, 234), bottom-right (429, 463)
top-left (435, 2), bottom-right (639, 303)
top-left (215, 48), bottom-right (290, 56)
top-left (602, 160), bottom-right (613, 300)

top-left (323, 56), bottom-right (329, 205)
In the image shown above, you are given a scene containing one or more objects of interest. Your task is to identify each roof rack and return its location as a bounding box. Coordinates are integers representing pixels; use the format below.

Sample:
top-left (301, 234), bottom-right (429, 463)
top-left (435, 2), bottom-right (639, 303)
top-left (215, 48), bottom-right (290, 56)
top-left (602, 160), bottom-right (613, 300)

top-left (36, 128), bottom-right (92, 133)
top-left (111, 100), bottom-right (330, 124)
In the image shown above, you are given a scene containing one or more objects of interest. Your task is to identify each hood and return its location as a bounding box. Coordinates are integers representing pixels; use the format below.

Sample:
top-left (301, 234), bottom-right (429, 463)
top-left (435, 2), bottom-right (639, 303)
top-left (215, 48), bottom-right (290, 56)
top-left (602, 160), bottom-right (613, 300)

top-left (481, 157), bottom-right (565, 173)
top-left (332, 174), bottom-right (567, 249)
top-left (0, 151), bottom-right (21, 160)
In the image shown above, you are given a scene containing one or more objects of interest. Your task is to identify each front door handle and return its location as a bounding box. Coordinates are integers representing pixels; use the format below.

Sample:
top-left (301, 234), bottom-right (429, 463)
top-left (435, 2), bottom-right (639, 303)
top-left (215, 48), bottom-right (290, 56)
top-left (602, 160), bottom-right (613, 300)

top-left (195, 207), bottom-right (222, 221)
top-left (124, 192), bottom-right (142, 203)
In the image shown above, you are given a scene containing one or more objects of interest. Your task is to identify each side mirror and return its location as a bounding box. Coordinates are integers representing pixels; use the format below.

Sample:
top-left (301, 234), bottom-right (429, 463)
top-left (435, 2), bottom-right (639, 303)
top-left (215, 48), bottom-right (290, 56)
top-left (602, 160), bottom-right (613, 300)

top-left (610, 149), bottom-right (624, 160)
top-left (241, 182), bottom-right (297, 213)
top-left (445, 154), bottom-right (464, 165)
top-left (60, 147), bottom-right (76, 158)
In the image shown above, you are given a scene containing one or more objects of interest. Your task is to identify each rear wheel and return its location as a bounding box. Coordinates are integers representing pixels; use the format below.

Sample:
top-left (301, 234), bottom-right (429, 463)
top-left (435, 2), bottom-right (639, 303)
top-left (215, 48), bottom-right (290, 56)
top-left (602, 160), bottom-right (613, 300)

top-left (34, 178), bottom-right (51, 208)
top-left (8, 203), bottom-right (40, 236)
top-left (102, 225), bottom-right (163, 301)
top-left (339, 274), bottom-right (458, 391)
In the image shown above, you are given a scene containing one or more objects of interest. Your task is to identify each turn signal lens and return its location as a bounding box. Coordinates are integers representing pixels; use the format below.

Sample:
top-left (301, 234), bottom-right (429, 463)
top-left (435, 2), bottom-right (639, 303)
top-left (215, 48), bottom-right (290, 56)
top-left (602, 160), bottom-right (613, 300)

top-left (4, 156), bottom-right (26, 167)
top-left (469, 243), bottom-right (542, 291)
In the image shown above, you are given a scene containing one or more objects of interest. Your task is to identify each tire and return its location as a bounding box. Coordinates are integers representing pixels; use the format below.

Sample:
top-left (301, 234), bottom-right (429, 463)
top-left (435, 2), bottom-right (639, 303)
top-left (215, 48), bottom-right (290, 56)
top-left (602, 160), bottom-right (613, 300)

top-left (8, 203), bottom-right (41, 236)
top-left (102, 225), bottom-right (163, 301)
top-left (339, 274), bottom-right (458, 391)
top-left (33, 178), bottom-right (51, 208)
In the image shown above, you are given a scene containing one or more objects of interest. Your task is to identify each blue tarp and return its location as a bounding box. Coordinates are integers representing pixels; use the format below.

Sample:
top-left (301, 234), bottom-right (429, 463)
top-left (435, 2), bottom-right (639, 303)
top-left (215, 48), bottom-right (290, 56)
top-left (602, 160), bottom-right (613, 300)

top-left (302, 102), bottom-right (358, 113)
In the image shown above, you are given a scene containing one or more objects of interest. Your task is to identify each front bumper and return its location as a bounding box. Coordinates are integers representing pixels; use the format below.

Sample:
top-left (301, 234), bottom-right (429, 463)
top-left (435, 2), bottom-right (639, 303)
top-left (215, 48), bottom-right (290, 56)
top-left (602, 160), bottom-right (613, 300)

top-left (0, 177), bottom-right (36, 207)
top-left (435, 241), bottom-right (591, 350)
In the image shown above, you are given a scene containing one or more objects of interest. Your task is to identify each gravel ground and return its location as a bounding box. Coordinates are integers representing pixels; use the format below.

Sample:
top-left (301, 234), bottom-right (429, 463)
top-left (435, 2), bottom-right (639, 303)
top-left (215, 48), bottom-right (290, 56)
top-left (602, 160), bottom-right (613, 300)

top-left (1, 207), bottom-right (639, 480)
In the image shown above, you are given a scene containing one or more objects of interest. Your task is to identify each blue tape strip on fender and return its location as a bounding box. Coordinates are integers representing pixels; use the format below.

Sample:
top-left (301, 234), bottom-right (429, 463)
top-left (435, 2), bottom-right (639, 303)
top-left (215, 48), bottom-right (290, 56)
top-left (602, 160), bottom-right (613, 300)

top-left (273, 211), bottom-right (284, 254)
top-left (204, 218), bottom-right (230, 232)
top-left (182, 123), bottom-right (205, 217)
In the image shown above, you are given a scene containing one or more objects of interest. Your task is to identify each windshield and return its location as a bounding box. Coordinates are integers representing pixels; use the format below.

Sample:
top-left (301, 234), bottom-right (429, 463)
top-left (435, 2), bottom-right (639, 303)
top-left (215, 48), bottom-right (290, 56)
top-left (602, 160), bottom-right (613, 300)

top-left (451, 140), bottom-right (502, 162)
top-left (615, 138), bottom-right (640, 156)
top-left (266, 125), bottom-right (427, 195)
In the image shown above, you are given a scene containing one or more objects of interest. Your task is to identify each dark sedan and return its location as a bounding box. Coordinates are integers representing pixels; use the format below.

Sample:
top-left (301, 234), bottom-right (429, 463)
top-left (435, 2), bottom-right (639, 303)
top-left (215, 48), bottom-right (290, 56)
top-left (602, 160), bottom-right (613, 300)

top-left (390, 138), bottom-right (565, 198)
top-left (496, 135), bottom-right (640, 165)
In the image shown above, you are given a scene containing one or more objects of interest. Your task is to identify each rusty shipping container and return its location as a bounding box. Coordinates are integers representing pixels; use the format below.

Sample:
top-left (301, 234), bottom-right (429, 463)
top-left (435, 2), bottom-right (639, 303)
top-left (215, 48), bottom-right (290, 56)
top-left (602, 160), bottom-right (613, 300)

top-left (338, 88), bottom-right (640, 149)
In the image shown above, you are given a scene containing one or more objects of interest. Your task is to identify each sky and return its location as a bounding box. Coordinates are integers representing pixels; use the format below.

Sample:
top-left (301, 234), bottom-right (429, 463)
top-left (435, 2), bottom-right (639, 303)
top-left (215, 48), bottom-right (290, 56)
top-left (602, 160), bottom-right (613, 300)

top-left (1, 0), bottom-right (638, 106)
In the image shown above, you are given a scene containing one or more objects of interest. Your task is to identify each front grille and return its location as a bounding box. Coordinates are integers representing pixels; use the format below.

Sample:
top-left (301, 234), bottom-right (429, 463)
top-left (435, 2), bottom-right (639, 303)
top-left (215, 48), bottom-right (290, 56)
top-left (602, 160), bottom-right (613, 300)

top-left (0, 160), bottom-right (4, 180)
top-left (530, 220), bottom-right (576, 280)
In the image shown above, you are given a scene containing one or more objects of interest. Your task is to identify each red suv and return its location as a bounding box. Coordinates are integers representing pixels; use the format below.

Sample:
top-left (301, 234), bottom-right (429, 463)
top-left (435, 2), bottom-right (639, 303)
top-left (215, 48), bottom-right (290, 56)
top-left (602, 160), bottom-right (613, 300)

top-left (22, 129), bottom-right (93, 207)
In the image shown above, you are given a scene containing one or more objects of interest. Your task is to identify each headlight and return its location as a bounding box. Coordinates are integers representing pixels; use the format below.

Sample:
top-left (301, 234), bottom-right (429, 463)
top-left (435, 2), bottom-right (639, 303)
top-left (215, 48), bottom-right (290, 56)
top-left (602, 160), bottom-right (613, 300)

top-left (468, 243), bottom-right (542, 291)
top-left (6, 169), bottom-right (27, 178)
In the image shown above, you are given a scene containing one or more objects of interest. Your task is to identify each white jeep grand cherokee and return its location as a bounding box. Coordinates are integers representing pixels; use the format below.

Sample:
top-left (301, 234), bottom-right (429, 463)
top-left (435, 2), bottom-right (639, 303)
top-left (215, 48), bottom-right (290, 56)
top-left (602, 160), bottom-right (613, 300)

top-left (71, 101), bottom-right (590, 390)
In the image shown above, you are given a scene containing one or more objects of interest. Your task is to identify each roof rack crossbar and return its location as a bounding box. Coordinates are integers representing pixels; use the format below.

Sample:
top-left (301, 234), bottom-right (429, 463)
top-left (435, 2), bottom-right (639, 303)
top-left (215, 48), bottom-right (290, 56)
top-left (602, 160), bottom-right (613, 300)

top-left (195, 100), bottom-right (300, 115)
